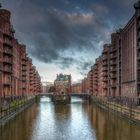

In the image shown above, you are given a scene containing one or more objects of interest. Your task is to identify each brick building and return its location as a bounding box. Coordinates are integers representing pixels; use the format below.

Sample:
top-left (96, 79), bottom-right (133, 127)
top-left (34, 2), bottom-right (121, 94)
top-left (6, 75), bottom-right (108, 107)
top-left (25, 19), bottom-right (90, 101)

top-left (54, 74), bottom-right (71, 94)
top-left (82, 77), bottom-right (88, 93)
top-left (121, 13), bottom-right (137, 100)
top-left (70, 1), bottom-right (140, 104)
top-left (87, 68), bottom-right (93, 94)
top-left (71, 83), bottom-right (82, 94)
top-left (92, 60), bottom-right (98, 96)
top-left (121, 1), bottom-right (140, 101)
top-left (0, 9), bottom-right (14, 98)
top-left (0, 6), bottom-right (42, 100)
top-left (108, 32), bottom-right (121, 98)
top-left (102, 44), bottom-right (110, 97)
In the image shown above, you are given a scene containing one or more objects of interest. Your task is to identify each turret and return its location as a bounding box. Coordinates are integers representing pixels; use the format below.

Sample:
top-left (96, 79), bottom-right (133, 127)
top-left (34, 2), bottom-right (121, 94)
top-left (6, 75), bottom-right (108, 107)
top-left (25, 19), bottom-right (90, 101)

top-left (0, 3), bottom-right (15, 37)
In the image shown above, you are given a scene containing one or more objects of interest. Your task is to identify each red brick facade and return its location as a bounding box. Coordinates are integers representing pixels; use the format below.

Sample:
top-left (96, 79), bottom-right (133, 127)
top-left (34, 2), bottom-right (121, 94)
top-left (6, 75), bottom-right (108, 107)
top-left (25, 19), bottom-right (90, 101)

top-left (54, 74), bottom-right (71, 94)
top-left (121, 16), bottom-right (137, 100)
top-left (72, 83), bottom-right (82, 94)
top-left (72, 78), bottom-right (88, 94)
top-left (72, 1), bottom-right (140, 104)
top-left (0, 8), bottom-right (42, 99)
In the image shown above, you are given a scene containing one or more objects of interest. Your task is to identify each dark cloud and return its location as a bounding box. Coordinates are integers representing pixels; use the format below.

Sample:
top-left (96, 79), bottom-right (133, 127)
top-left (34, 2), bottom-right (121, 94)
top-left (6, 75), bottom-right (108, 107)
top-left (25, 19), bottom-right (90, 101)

top-left (77, 61), bottom-right (93, 75)
top-left (1, 0), bottom-right (138, 74)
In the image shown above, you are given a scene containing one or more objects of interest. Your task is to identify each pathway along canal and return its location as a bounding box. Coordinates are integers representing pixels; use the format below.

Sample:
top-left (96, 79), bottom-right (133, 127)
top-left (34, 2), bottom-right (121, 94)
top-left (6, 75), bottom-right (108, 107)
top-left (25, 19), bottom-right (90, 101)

top-left (0, 96), bottom-right (140, 140)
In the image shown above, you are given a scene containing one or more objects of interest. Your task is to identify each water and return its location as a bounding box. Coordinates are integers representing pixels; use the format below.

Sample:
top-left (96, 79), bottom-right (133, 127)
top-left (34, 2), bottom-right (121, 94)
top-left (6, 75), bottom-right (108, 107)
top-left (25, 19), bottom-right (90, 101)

top-left (0, 96), bottom-right (140, 140)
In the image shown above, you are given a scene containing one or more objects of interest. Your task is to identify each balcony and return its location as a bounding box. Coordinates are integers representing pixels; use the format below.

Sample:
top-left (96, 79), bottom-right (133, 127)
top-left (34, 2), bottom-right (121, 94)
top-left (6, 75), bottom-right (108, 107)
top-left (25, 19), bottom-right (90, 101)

top-left (110, 67), bottom-right (116, 72)
top-left (22, 72), bottom-right (26, 77)
top-left (102, 48), bottom-right (108, 54)
top-left (103, 67), bottom-right (108, 72)
top-left (110, 73), bottom-right (116, 79)
top-left (110, 60), bottom-right (116, 66)
top-left (22, 78), bottom-right (26, 82)
top-left (30, 75), bottom-right (34, 79)
top-left (94, 88), bottom-right (98, 91)
top-left (3, 27), bottom-right (15, 37)
top-left (3, 58), bottom-right (13, 65)
top-left (103, 72), bottom-right (107, 77)
top-left (103, 85), bottom-right (107, 89)
top-left (94, 74), bottom-right (98, 78)
top-left (30, 88), bottom-right (33, 91)
top-left (94, 71), bottom-right (98, 75)
top-left (110, 47), bottom-right (117, 53)
top-left (102, 55), bottom-right (107, 61)
top-left (3, 38), bottom-right (13, 47)
top-left (30, 83), bottom-right (35, 86)
top-left (103, 61), bottom-right (107, 66)
top-left (3, 66), bottom-right (12, 73)
top-left (30, 79), bottom-right (34, 82)
top-left (22, 58), bottom-right (27, 61)
top-left (94, 78), bottom-right (98, 82)
top-left (103, 78), bottom-right (107, 82)
top-left (22, 61), bottom-right (27, 66)
top-left (3, 49), bottom-right (13, 56)
top-left (110, 54), bottom-right (117, 59)
top-left (111, 84), bottom-right (116, 88)
top-left (29, 73), bottom-right (34, 78)
top-left (22, 66), bottom-right (26, 71)
top-left (90, 80), bottom-right (93, 83)
top-left (110, 81), bottom-right (117, 88)
top-left (3, 81), bottom-right (11, 86)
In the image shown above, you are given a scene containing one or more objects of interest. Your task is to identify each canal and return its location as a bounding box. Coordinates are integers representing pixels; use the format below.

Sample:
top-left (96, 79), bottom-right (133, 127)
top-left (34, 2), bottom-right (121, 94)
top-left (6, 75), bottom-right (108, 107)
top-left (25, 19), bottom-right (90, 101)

top-left (0, 96), bottom-right (140, 140)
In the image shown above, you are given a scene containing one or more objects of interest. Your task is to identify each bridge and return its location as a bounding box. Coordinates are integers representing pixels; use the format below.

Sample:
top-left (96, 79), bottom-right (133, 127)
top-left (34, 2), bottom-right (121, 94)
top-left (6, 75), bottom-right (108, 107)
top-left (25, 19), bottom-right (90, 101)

top-left (36, 93), bottom-right (91, 100)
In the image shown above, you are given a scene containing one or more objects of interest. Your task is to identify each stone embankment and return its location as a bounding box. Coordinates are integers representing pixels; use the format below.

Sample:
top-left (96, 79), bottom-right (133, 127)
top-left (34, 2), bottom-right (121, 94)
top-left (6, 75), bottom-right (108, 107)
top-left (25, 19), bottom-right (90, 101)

top-left (91, 96), bottom-right (140, 126)
top-left (0, 96), bottom-right (35, 125)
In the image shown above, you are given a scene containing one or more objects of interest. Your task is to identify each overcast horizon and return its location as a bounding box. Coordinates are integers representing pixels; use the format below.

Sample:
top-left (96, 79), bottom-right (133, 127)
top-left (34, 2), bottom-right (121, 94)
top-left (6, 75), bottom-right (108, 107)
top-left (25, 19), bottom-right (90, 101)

top-left (1, 0), bottom-right (137, 83)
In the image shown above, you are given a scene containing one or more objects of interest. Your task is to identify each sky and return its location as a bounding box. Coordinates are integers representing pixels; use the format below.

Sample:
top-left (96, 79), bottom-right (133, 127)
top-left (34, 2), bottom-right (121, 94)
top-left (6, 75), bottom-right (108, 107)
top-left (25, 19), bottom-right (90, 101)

top-left (1, 0), bottom-right (137, 83)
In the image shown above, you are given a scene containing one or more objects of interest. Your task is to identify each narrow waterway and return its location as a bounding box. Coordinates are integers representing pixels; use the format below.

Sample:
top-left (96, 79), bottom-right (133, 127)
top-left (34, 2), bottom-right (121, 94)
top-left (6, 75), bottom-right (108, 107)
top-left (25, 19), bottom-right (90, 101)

top-left (0, 96), bottom-right (140, 140)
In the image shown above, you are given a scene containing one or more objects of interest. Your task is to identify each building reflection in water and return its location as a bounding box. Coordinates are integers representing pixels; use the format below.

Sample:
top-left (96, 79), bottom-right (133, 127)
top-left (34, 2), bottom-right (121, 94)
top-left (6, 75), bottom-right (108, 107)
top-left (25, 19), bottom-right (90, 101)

top-left (0, 97), bottom-right (140, 140)
top-left (86, 105), bottom-right (140, 140)
top-left (31, 97), bottom-right (56, 140)
top-left (0, 103), bottom-right (38, 140)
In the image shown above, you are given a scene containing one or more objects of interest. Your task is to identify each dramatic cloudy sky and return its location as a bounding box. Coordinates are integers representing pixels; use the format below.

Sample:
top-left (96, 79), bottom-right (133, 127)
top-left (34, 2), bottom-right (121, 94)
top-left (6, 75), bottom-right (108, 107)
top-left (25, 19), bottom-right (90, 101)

top-left (1, 0), bottom-right (137, 82)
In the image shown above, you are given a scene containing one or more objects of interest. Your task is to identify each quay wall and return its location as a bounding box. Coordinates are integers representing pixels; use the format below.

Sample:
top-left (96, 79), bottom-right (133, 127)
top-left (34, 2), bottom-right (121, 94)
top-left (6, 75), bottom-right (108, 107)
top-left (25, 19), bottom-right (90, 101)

top-left (91, 96), bottom-right (140, 126)
top-left (0, 96), bottom-right (35, 125)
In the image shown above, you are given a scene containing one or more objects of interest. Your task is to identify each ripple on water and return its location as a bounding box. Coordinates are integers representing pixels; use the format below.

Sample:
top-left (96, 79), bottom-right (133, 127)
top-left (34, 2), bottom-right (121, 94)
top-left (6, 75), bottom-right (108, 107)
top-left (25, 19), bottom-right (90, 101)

top-left (0, 97), bottom-right (140, 140)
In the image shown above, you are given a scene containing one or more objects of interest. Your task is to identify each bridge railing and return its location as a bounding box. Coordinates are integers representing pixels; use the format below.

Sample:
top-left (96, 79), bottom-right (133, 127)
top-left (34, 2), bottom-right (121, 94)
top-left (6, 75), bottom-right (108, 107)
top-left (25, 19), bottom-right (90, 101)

top-left (37, 92), bottom-right (91, 96)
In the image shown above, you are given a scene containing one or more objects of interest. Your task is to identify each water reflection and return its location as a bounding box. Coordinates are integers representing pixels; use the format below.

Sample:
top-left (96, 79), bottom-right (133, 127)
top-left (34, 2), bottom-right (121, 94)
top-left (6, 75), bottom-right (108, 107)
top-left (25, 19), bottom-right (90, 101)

top-left (69, 103), bottom-right (95, 140)
top-left (87, 105), bottom-right (140, 140)
top-left (71, 97), bottom-right (83, 103)
top-left (40, 96), bottom-right (51, 103)
top-left (0, 97), bottom-right (140, 140)
top-left (0, 104), bottom-right (38, 140)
